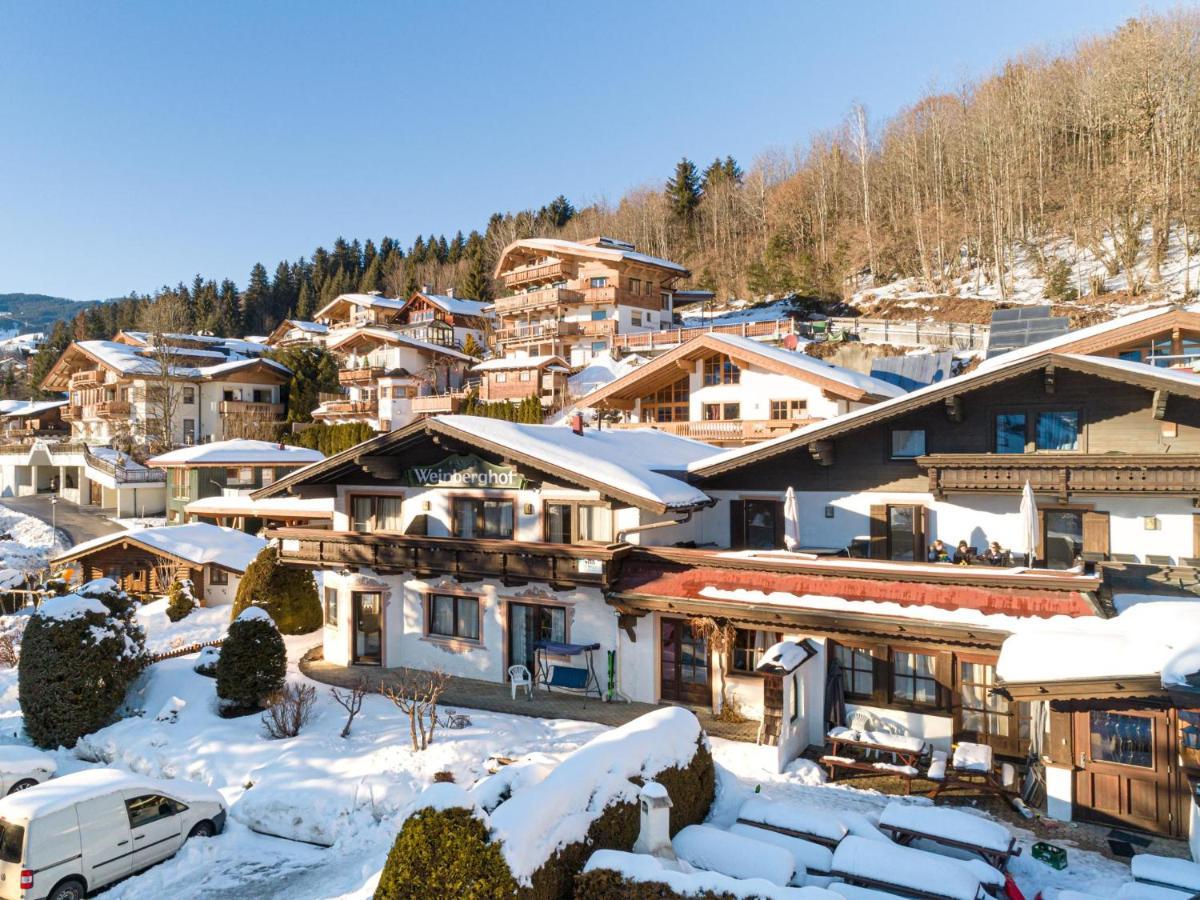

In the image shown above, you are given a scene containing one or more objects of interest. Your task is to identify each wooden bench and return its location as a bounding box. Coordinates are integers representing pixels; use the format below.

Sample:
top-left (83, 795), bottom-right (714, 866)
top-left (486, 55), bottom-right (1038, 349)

top-left (820, 754), bottom-right (920, 794)
top-left (878, 801), bottom-right (1020, 872)
top-left (735, 796), bottom-right (848, 850)
top-left (831, 835), bottom-right (986, 900)
top-left (929, 742), bottom-right (1012, 806)
top-left (822, 728), bottom-right (928, 794)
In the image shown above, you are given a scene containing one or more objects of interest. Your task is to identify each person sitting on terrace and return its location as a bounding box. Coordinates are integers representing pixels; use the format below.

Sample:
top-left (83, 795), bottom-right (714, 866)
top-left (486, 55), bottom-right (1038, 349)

top-left (953, 540), bottom-right (975, 565)
top-left (927, 539), bottom-right (950, 563)
top-left (981, 541), bottom-right (1007, 566)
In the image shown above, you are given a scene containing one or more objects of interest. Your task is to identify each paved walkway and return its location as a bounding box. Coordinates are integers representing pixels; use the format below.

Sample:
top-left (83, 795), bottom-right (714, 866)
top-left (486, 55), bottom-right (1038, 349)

top-left (0, 495), bottom-right (124, 546)
top-left (300, 648), bottom-right (761, 742)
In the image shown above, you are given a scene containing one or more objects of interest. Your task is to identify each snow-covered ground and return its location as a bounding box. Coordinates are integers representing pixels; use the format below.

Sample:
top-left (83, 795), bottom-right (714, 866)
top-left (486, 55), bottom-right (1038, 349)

top-left (109, 515), bottom-right (168, 530)
top-left (0, 589), bottom-right (1157, 899)
top-left (0, 502), bottom-right (68, 587)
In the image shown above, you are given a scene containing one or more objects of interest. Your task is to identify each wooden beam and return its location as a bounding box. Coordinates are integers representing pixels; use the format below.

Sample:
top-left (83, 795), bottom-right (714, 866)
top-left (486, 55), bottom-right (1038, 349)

top-left (944, 395), bottom-right (964, 423)
top-left (808, 440), bottom-right (834, 467)
top-left (1152, 389), bottom-right (1170, 420)
top-left (674, 359), bottom-right (693, 373)
top-left (1044, 365), bottom-right (1056, 394)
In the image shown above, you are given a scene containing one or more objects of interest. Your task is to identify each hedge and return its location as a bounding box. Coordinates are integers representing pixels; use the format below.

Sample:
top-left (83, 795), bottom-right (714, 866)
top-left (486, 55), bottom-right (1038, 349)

top-left (231, 544), bottom-right (322, 634)
top-left (574, 868), bottom-right (738, 899)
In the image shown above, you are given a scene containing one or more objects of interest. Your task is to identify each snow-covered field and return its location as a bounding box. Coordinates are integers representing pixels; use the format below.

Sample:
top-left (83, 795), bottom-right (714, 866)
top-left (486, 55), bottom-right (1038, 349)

top-left (0, 502), bottom-right (67, 579)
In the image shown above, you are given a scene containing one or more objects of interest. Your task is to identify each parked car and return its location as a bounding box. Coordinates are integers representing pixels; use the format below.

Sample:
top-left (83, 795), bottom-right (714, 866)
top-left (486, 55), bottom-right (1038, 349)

top-left (0, 750), bottom-right (55, 796)
top-left (0, 768), bottom-right (226, 900)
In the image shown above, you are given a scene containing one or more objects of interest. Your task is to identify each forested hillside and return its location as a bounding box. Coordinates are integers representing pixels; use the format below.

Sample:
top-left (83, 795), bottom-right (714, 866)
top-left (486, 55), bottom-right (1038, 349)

top-left (27, 9), bottom-right (1200, 379)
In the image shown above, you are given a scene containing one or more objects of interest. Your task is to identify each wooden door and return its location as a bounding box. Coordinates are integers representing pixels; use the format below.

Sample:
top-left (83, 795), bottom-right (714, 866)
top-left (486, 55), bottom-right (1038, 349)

top-left (1073, 709), bottom-right (1176, 835)
top-left (660, 617), bottom-right (711, 706)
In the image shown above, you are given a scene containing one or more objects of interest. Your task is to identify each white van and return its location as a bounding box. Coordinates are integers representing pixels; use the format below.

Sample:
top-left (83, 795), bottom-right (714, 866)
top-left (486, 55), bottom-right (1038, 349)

top-left (0, 768), bottom-right (227, 900)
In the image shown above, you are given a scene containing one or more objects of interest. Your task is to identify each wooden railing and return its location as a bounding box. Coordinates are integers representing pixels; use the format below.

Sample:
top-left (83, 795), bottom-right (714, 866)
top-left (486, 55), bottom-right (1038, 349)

top-left (918, 453), bottom-right (1200, 499)
top-left (411, 392), bottom-right (468, 415)
top-left (578, 318), bottom-right (618, 337)
top-left (494, 321), bottom-right (579, 345)
top-left (493, 288), bottom-right (584, 316)
top-left (501, 261), bottom-right (572, 288)
top-left (219, 400), bottom-right (285, 418)
top-left (314, 400), bottom-right (377, 416)
top-left (90, 401), bottom-right (130, 419)
top-left (338, 367), bottom-right (385, 385)
top-left (608, 418), bottom-right (811, 444)
top-left (69, 370), bottom-right (103, 389)
top-left (269, 528), bottom-right (630, 588)
top-left (61, 406), bottom-right (82, 421)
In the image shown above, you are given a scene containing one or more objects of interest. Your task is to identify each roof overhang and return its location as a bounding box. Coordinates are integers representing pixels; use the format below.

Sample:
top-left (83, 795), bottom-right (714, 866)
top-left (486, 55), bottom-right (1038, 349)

top-left (52, 535), bottom-right (242, 574)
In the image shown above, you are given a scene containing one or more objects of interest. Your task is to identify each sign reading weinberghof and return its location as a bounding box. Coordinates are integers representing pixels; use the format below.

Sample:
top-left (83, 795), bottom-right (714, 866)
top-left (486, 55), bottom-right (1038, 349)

top-left (405, 453), bottom-right (525, 489)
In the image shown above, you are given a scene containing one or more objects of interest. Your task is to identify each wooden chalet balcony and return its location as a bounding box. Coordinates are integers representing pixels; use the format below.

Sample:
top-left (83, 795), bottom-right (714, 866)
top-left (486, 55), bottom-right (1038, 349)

top-left (918, 453), bottom-right (1200, 499)
top-left (501, 261), bottom-right (573, 289)
top-left (90, 401), bottom-right (130, 420)
top-left (610, 418), bottom-right (812, 445)
top-left (61, 406), bottom-right (82, 421)
top-left (578, 318), bottom-right (618, 337)
top-left (69, 370), bottom-right (104, 389)
top-left (494, 321), bottom-right (579, 345)
top-left (315, 399), bottom-right (377, 417)
top-left (338, 366), bottom-right (385, 386)
top-left (493, 287), bottom-right (584, 316)
top-left (579, 286), bottom-right (660, 310)
top-left (410, 391), bottom-right (467, 415)
top-left (219, 400), bottom-right (285, 418)
top-left (269, 528), bottom-right (630, 588)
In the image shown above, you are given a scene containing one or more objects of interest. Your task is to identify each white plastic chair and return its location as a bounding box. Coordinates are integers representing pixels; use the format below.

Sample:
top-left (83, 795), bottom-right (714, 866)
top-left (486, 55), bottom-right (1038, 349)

top-left (508, 665), bottom-right (532, 701)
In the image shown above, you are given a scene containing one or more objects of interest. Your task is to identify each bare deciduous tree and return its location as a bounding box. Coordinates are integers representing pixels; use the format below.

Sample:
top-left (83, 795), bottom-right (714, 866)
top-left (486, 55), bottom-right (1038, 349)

top-left (688, 616), bottom-right (741, 721)
top-left (331, 677), bottom-right (368, 738)
top-left (262, 682), bottom-right (318, 739)
top-left (137, 297), bottom-right (193, 452)
top-left (380, 669), bottom-right (449, 751)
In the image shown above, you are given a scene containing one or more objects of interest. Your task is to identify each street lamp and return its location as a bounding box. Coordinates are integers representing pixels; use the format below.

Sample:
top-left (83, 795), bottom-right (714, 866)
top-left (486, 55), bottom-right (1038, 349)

top-left (50, 496), bottom-right (58, 535)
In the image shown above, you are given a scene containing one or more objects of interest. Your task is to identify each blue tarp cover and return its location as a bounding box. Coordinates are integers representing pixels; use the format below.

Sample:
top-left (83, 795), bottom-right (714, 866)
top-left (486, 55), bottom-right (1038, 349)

top-left (533, 640), bottom-right (601, 656)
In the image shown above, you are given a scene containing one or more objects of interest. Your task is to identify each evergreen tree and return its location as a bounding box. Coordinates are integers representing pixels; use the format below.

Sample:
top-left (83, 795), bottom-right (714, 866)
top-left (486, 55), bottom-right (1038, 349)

top-left (358, 253), bottom-right (383, 293)
top-left (665, 157), bottom-right (701, 221)
top-left (294, 281), bottom-right (314, 320)
top-left (460, 247), bottom-right (494, 301)
top-left (543, 194), bottom-right (576, 228)
top-left (447, 231), bottom-right (466, 264)
top-left (241, 263), bottom-right (271, 334)
top-left (268, 346), bottom-right (340, 421)
top-left (216, 608), bottom-right (286, 711)
top-left (217, 279), bottom-right (241, 336)
top-left (722, 155), bottom-right (743, 183)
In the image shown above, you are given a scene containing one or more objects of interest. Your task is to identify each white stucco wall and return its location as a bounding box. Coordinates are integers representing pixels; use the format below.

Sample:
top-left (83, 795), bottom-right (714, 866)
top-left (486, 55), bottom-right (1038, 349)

top-left (203, 570), bottom-right (238, 606)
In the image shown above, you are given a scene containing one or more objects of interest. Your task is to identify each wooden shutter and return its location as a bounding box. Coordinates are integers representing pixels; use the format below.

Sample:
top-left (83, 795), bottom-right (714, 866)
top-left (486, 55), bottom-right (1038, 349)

top-left (1047, 709), bottom-right (1074, 767)
top-left (935, 650), bottom-right (955, 714)
top-left (1082, 511), bottom-right (1110, 558)
top-left (729, 499), bottom-right (745, 550)
top-left (913, 507), bottom-right (927, 561)
top-left (772, 501), bottom-right (785, 549)
top-left (868, 505), bottom-right (888, 559)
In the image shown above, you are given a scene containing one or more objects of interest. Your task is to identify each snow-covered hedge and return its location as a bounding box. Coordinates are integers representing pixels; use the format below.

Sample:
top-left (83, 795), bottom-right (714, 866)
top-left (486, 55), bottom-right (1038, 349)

top-left (377, 707), bottom-right (715, 900)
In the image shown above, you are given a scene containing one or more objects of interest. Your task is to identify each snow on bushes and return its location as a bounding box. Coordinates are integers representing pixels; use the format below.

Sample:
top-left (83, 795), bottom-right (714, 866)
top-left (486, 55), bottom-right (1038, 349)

top-left (18, 579), bottom-right (149, 748)
top-left (231, 544), bottom-right (322, 634)
top-left (165, 578), bottom-right (198, 622)
top-left (215, 607), bottom-right (285, 713)
top-left (577, 850), bottom-right (837, 899)
top-left (381, 706), bottom-right (715, 899)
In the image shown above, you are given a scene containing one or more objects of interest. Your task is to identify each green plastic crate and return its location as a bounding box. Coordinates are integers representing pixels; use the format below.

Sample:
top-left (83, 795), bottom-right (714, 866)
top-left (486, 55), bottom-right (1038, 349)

top-left (1032, 841), bottom-right (1067, 870)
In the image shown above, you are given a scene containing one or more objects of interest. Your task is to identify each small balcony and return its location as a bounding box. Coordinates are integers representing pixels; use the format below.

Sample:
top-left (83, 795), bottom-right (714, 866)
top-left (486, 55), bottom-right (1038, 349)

top-left (219, 400), bottom-right (285, 418)
top-left (609, 418), bottom-right (811, 445)
top-left (269, 528), bottom-right (630, 589)
top-left (501, 261), bottom-right (572, 289)
top-left (493, 287), bottom-right (584, 316)
top-left (411, 392), bottom-right (467, 415)
top-left (494, 321), bottom-right (579, 346)
top-left (61, 406), bottom-right (82, 421)
top-left (578, 318), bottom-right (617, 337)
top-left (314, 399), bottom-right (378, 417)
top-left (92, 401), bottom-right (130, 420)
top-left (338, 366), bottom-right (385, 386)
top-left (69, 370), bottom-right (103, 389)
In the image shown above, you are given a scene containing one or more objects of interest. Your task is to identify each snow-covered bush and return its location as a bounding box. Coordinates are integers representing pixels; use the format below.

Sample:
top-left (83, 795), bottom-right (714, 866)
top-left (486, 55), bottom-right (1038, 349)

top-left (165, 578), bottom-right (198, 622)
top-left (18, 580), bottom-right (149, 748)
top-left (215, 607), bottom-right (285, 714)
top-left (380, 708), bottom-right (715, 899)
top-left (231, 545), bottom-right (321, 634)
top-left (193, 645), bottom-right (220, 678)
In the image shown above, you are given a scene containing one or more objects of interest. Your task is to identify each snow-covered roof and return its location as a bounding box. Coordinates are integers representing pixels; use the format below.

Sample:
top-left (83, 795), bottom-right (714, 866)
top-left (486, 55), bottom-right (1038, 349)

top-left (315, 293), bottom-right (407, 320)
top-left (0, 399), bottom-right (67, 418)
top-left (70, 341), bottom-right (288, 381)
top-left (0, 768), bottom-right (220, 820)
top-left (568, 351), bottom-right (646, 397)
top-left (689, 347), bottom-right (1200, 476)
top-left (996, 599), bottom-right (1200, 688)
top-left (977, 306), bottom-right (1175, 371)
top-left (286, 320), bottom-right (328, 334)
top-left (87, 446), bottom-right (151, 472)
top-left (55, 523), bottom-right (265, 572)
top-left (434, 415), bottom-right (713, 510)
top-left (327, 327), bottom-right (475, 362)
top-left (185, 494), bottom-right (333, 518)
top-left (706, 333), bottom-right (905, 398)
top-left (471, 355), bottom-right (566, 372)
top-left (497, 237), bottom-right (689, 276)
top-left (148, 439), bottom-right (324, 468)
top-left (415, 293), bottom-right (493, 318)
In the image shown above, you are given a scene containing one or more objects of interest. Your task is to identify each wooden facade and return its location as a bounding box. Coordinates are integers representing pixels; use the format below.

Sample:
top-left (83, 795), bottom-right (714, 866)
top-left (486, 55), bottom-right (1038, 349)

top-left (60, 543), bottom-right (206, 601)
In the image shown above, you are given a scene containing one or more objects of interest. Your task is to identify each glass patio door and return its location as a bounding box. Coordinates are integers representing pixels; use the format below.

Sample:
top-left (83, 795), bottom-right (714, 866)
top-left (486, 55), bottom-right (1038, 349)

top-left (352, 591), bottom-right (382, 665)
top-left (508, 603), bottom-right (566, 677)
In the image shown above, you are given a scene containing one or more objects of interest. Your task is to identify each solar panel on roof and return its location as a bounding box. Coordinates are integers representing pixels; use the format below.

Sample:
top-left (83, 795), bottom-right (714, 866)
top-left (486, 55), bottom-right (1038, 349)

top-left (985, 306), bottom-right (1069, 357)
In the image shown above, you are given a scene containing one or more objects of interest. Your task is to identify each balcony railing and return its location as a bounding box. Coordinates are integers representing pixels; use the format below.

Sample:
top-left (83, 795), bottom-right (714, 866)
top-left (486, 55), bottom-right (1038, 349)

top-left (501, 261), bottom-right (572, 289)
top-left (411, 392), bottom-right (468, 415)
top-left (918, 453), bottom-right (1200, 499)
top-left (338, 366), bottom-right (385, 386)
top-left (494, 321), bottom-right (579, 345)
top-left (314, 400), bottom-right (378, 417)
top-left (578, 318), bottom-right (617, 337)
top-left (219, 400), bottom-right (285, 418)
top-left (61, 406), bottom-right (82, 421)
top-left (69, 370), bottom-right (103, 389)
top-left (269, 528), bottom-right (630, 588)
top-left (493, 288), bottom-right (584, 316)
top-left (90, 401), bottom-right (130, 420)
top-left (608, 418), bottom-right (812, 445)
top-left (83, 447), bottom-right (166, 483)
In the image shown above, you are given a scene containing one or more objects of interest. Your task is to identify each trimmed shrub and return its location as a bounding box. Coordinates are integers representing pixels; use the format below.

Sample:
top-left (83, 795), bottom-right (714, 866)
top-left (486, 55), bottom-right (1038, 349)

top-left (231, 545), bottom-right (321, 634)
top-left (375, 806), bottom-right (518, 900)
top-left (18, 581), bottom-right (149, 748)
top-left (165, 578), bottom-right (198, 622)
top-left (215, 608), bottom-right (286, 713)
top-left (574, 868), bottom-right (735, 900)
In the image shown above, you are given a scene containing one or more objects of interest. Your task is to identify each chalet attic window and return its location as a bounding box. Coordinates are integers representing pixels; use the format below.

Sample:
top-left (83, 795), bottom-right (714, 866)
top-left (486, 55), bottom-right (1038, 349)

top-left (995, 413), bottom-right (1027, 454)
top-left (703, 356), bottom-right (740, 386)
top-left (771, 399), bottom-right (807, 420)
top-left (641, 377), bottom-right (688, 423)
top-left (351, 495), bottom-right (404, 532)
top-left (452, 497), bottom-right (513, 539)
top-left (890, 429), bottom-right (926, 459)
top-left (495, 372), bottom-right (507, 383)
top-left (519, 370), bottom-right (531, 382)
top-left (629, 278), bottom-right (641, 293)
top-left (544, 502), bottom-right (612, 544)
top-left (590, 277), bottom-right (608, 288)
top-left (994, 410), bottom-right (1081, 453)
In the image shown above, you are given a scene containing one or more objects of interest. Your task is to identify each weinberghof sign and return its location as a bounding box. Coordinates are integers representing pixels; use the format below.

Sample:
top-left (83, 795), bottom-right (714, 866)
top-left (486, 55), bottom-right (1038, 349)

top-left (405, 454), bottom-right (525, 489)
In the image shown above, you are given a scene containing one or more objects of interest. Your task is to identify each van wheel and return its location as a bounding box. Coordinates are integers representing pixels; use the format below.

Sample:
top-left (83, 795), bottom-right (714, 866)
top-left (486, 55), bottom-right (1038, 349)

top-left (48, 878), bottom-right (86, 900)
top-left (7, 778), bottom-right (37, 794)
top-left (188, 820), bottom-right (216, 839)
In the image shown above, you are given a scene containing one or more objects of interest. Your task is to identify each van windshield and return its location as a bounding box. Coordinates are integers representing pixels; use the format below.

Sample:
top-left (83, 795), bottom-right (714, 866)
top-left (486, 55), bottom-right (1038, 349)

top-left (0, 819), bottom-right (23, 864)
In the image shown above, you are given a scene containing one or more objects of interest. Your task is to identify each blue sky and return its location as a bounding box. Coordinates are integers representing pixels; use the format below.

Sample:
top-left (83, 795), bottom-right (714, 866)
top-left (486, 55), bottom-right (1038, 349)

top-left (0, 0), bottom-right (1179, 300)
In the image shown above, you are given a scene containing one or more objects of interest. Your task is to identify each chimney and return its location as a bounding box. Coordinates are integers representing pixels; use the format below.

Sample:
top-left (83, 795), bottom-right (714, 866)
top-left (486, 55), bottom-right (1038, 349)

top-left (632, 782), bottom-right (676, 861)
top-left (421, 284), bottom-right (432, 295)
top-left (570, 412), bottom-right (584, 436)
top-left (446, 287), bottom-right (455, 298)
